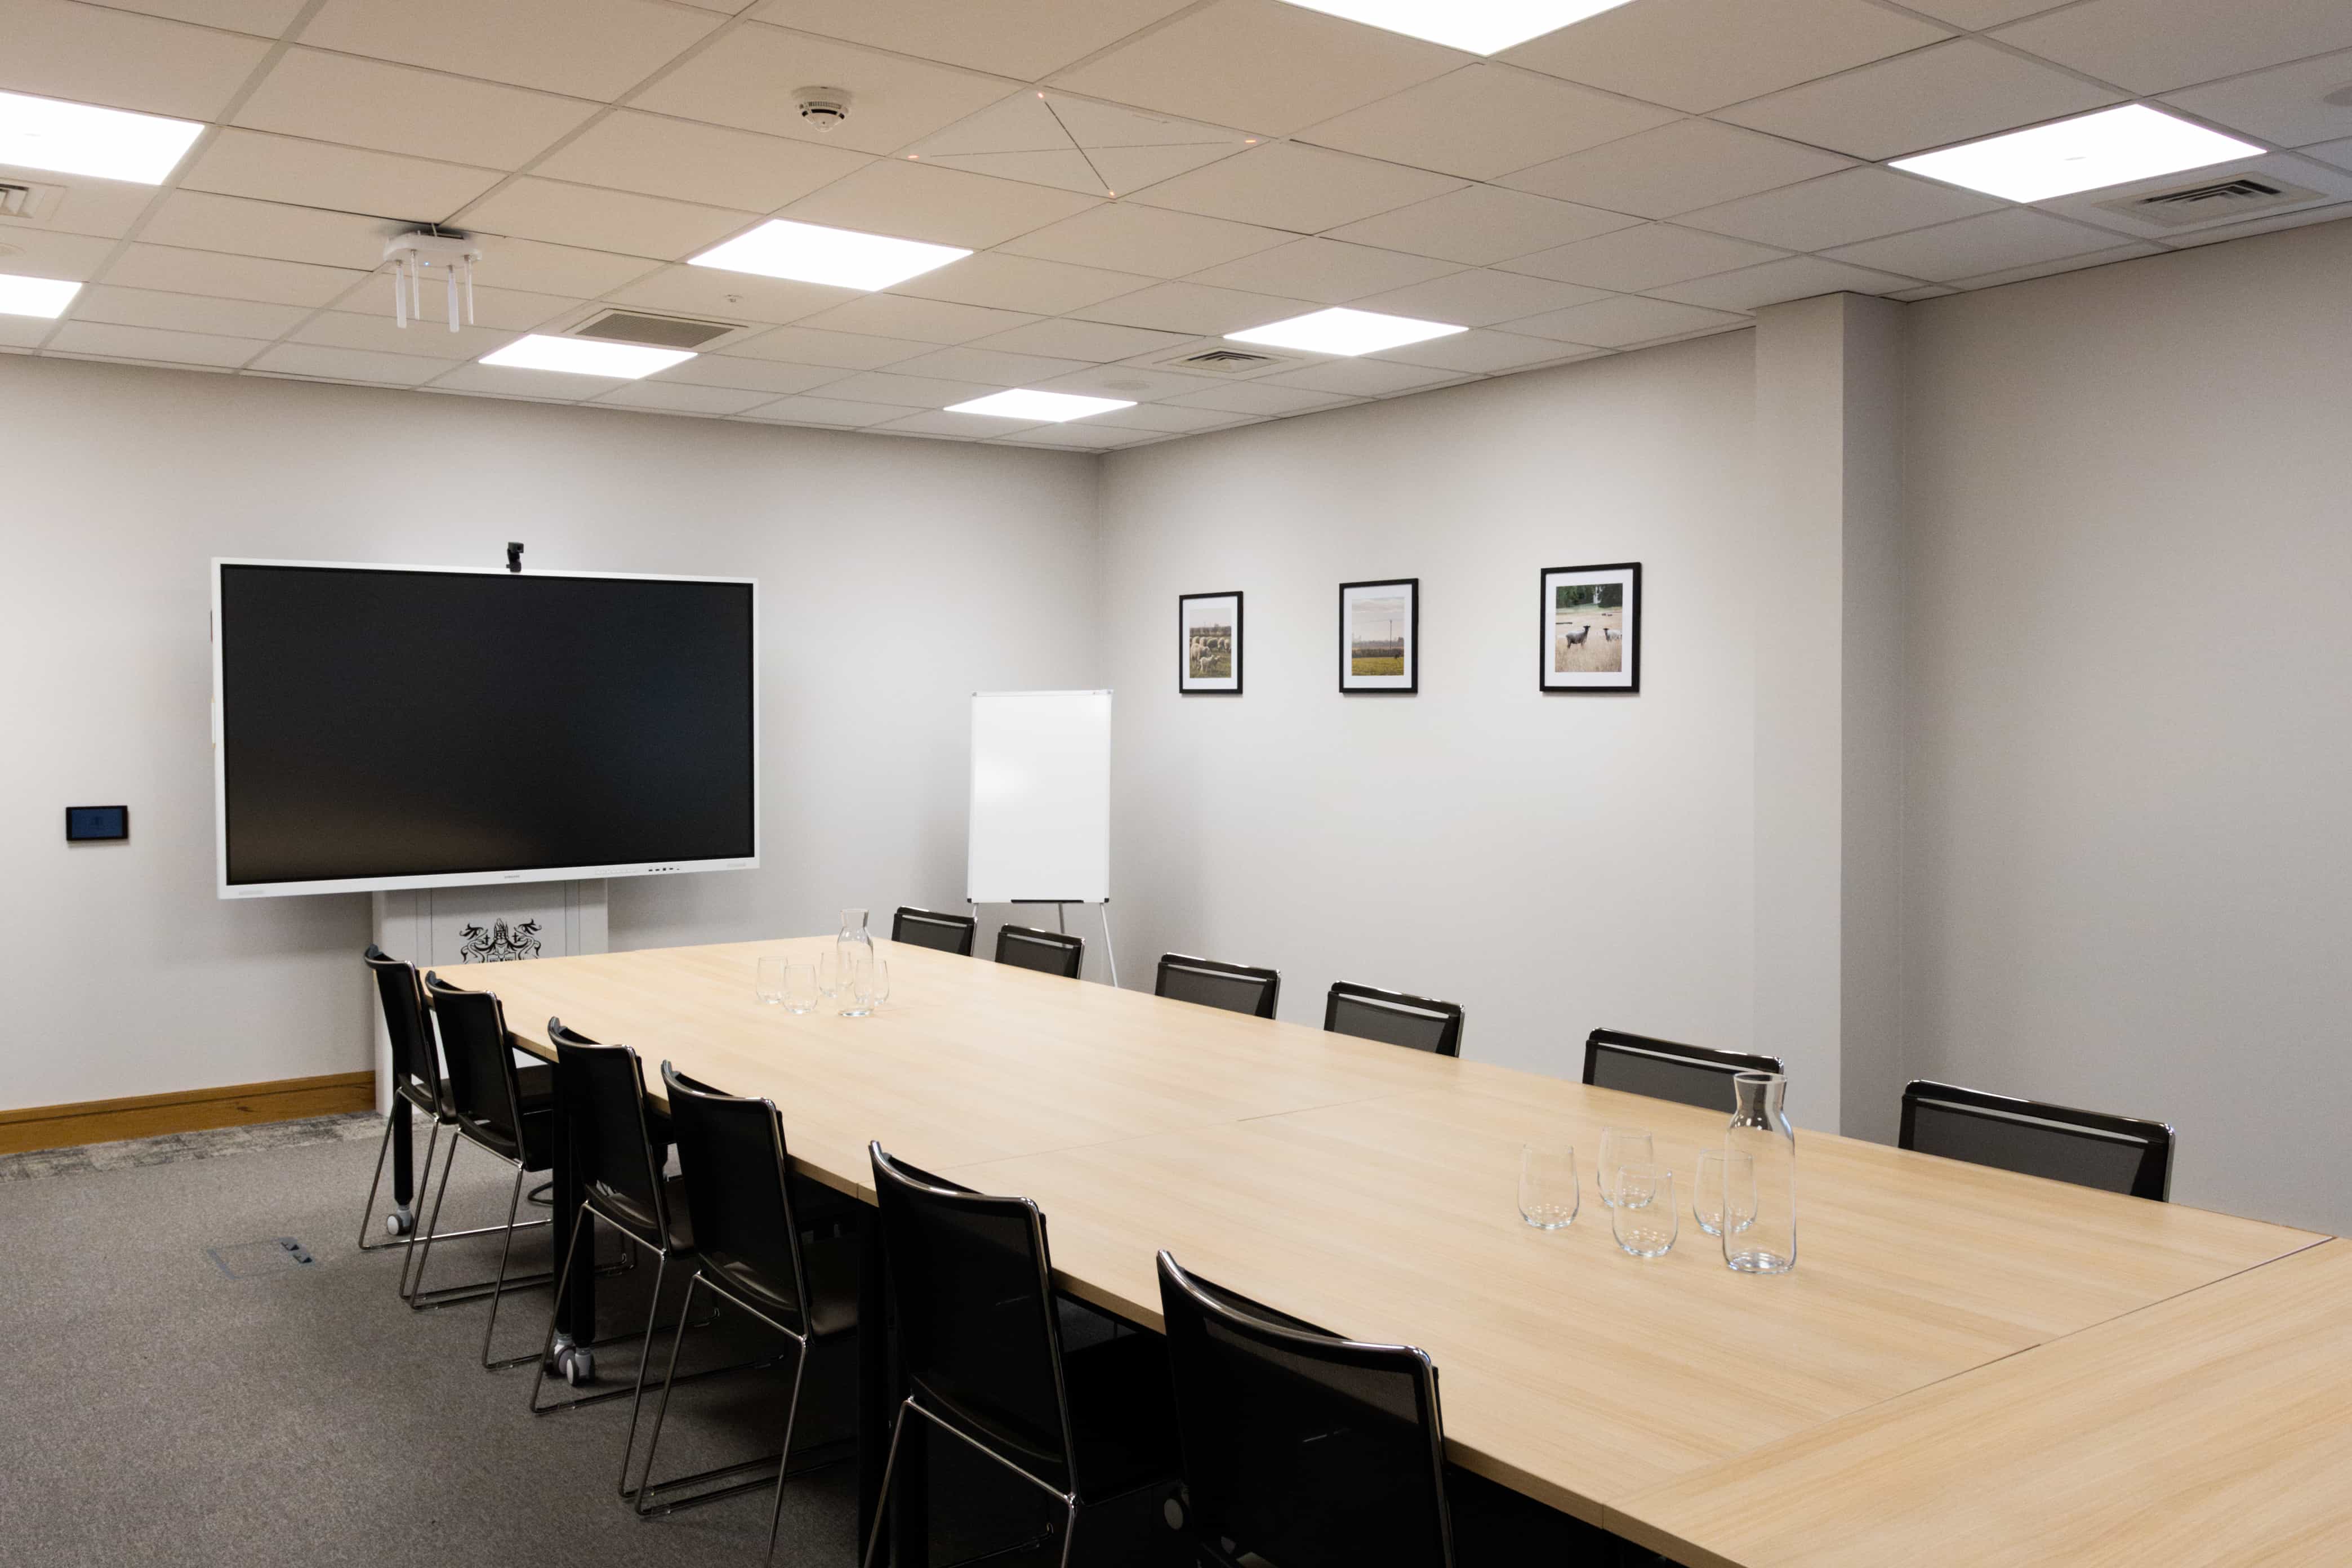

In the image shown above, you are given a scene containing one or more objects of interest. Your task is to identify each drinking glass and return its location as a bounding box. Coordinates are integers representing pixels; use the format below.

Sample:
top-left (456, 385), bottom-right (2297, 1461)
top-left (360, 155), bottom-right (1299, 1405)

top-left (1596, 1127), bottom-right (1652, 1209)
top-left (754, 956), bottom-right (787, 1005)
top-left (867, 957), bottom-right (890, 1011)
top-left (1517, 1144), bottom-right (1579, 1230)
top-left (1692, 1150), bottom-right (1755, 1237)
top-left (817, 948), bottom-right (843, 999)
top-left (1611, 1165), bottom-right (1677, 1259)
top-left (779, 962), bottom-right (818, 1015)
top-left (837, 952), bottom-right (876, 1018)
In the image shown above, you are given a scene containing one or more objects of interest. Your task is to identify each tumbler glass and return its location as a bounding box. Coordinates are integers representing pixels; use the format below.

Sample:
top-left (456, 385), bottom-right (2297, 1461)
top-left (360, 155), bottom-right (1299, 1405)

top-left (1596, 1127), bottom-right (1653, 1209)
top-left (1611, 1165), bottom-right (1678, 1259)
top-left (1518, 1143), bottom-right (1580, 1230)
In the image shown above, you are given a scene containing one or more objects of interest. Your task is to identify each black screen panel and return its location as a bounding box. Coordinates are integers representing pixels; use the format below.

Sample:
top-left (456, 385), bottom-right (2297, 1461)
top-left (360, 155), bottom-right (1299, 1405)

top-left (219, 564), bottom-right (754, 888)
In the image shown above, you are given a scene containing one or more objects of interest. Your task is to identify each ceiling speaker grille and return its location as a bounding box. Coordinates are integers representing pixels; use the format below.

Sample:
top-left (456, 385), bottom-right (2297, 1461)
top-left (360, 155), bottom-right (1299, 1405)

top-left (567, 309), bottom-right (740, 349)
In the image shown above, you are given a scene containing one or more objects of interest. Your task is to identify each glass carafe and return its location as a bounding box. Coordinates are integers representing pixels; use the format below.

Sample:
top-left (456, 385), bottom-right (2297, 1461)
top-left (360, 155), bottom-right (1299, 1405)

top-left (1723, 1071), bottom-right (1797, 1274)
top-left (838, 908), bottom-right (874, 979)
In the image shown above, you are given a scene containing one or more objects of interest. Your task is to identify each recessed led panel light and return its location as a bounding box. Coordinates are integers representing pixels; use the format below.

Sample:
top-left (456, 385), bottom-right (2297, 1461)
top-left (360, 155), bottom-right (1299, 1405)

top-left (1227, 308), bottom-right (1468, 357)
top-left (479, 334), bottom-right (695, 379)
top-left (1892, 105), bottom-right (2265, 204)
top-left (1276, 0), bottom-right (1636, 55)
top-left (946, 389), bottom-right (1137, 422)
top-left (0, 274), bottom-right (82, 319)
top-left (689, 219), bottom-right (971, 292)
top-left (0, 89), bottom-right (203, 185)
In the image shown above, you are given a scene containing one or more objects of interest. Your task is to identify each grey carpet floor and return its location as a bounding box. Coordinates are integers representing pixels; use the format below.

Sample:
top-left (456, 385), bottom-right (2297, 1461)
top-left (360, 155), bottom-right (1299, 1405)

top-left (0, 1116), bottom-right (1151, 1568)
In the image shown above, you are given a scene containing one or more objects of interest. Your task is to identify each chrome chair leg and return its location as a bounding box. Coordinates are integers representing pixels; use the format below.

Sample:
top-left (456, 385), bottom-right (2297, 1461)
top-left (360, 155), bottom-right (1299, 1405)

top-left (479, 1164), bottom-right (530, 1370)
top-left (614, 1250), bottom-right (673, 1497)
top-left (402, 1128), bottom-right (462, 1308)
top-left (762, 1337), bottom-right (811, 1565)
top-left (354, 1108), bottom-right (407, 1251)
top-left (1057, 1499), bottom-right (1080, 1568)
top-left (631, 1273), bottom-right (700, 1513)
top-left (529, 1206), bottom-right (596, 1414)
top-left (858, 1402), bottom-right (914, 1568)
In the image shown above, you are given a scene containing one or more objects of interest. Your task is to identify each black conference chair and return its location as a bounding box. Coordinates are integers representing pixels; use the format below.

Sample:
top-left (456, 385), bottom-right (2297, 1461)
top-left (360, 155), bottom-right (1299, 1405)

top-left (632, 1063), bottom-right (860, 1551)
top-left (1325, 982), bottom-right (1464, 1058)
top-left (414, 975), bottom-right (559, 1362)
top-left (862, 1144), bottom-right (1177, 1568)
top-left (996, 923), bottom-right (1085, 979)
top-left (357, 944), bottom-right (450, 1254)
top-left (1154, 953), bottom-right (1281, 1018)
top-left (1581, 1029), bottom-right (1786, 1113)
top-left (1156, 1253), bottom-right (1609, 1567)
top-left (1899, 1080), bottom-right (2175, 1200)
top-left (892, 906), bottom-right (978, 956)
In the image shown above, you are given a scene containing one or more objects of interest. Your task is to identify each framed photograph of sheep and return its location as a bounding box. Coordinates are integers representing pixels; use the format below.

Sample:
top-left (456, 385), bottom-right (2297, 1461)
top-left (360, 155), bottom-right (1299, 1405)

top-left (1179, 591), bottom-right (1242, 694)
top-left (1340, 578), bottom-right (1417, 693)
top-left (1540, 562), bottom-right (1640, 692)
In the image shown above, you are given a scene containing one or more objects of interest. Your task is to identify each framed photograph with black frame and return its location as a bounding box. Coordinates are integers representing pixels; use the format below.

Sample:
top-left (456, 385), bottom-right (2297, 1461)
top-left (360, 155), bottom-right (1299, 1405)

top-left (1339, 577), bottom-right (1418, 693)
top-left (1540, 561), bottom-right (1640, 693)
top-left (1178, 590), bottom-right (1243, 694)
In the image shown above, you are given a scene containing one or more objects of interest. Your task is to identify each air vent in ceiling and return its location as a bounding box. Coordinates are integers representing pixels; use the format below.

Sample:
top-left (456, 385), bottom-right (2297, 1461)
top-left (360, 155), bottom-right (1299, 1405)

top-left (0, 180), bottom-right (63, 222)
top-left (1137, 345), bottom-right (1302, 376)
top-left (2096, 173), bottom-right (2322, 228)
top-left (565, 309), bottom-right (740, 350)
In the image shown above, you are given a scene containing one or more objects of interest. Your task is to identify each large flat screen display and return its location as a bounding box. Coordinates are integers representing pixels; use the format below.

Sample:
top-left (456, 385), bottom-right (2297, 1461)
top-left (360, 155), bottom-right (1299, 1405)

top-left (213, 560), bottom-right (757, 897)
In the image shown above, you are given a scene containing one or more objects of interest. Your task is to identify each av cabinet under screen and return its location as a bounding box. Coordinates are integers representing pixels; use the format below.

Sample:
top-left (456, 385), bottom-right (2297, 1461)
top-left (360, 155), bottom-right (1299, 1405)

top-left (213, 560), bottom-right (758, 897)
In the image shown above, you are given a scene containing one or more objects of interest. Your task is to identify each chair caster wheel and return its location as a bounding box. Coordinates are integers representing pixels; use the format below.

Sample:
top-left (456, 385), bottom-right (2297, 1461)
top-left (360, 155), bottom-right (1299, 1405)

top-left (1162, 1494), bottom-right (1187, 1531)
top-left (386, 1207), bottom-right (414, 1237)
top-left (559, 1347), bottom-right (594, 1386)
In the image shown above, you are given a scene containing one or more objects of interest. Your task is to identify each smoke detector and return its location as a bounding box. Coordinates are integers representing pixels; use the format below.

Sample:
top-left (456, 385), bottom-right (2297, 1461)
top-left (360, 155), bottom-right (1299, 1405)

top-left (795, 87), bottom-right (853, 131)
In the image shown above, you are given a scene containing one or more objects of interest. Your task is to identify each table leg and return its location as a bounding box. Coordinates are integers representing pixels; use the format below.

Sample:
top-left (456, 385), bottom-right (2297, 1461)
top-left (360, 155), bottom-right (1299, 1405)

top-left (390, 1094), bottom-right (414, 1210)
top-left (858, 1206), bottom-right (928, 1567)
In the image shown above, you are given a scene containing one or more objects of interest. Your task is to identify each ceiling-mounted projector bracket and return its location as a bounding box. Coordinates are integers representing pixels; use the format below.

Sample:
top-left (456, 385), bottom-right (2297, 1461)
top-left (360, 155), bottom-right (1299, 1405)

top-left (383, 228), bottom-right (487, 333)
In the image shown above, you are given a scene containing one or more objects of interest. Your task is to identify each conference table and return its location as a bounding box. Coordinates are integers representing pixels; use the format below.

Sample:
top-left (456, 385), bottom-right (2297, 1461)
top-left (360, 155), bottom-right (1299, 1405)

top-left (435, 936), bottom-right (2348, 1566)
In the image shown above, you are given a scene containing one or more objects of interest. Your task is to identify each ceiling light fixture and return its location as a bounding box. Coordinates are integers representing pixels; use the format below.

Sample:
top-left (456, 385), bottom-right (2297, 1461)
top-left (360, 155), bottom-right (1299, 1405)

top-left (0, 273), bottom-right (80, 319)
top-left (1227, 308), bottom-right (1467, 357)
top-left (478, 335), bottom-right (695, 379)
top-left (689, 219), bottom-right (970, 292)
top-left (1891, 104), bottom-right (2265, 203)
top-left (0, 88), bottom-right (203, 185)
top-left (947, 389), bottom-right (1137, 422)
top-left (1275, 0), bottom-right (1637, 55)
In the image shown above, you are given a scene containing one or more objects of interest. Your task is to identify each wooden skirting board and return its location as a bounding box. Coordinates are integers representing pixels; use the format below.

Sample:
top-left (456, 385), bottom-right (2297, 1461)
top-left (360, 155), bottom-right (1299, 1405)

top-left (0, 1071), bottom-right (376, 1155)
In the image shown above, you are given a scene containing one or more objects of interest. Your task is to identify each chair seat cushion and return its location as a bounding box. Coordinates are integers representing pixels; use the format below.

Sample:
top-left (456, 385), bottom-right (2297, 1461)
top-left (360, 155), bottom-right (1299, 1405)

top-left (702, 1237), bottom-right (859, 1339)
top-left (591, 1173), bottom-right (692, 1252)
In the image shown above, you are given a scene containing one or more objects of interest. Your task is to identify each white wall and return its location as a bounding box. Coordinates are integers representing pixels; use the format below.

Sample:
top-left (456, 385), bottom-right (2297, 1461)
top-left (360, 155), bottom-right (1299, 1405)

top-left (0, 355), bottom-right (1099, 1111)
top-left (1900, 219), bottom-right (2352, 1234)
top-left (1098, 335), bottom-right (1764, 1088)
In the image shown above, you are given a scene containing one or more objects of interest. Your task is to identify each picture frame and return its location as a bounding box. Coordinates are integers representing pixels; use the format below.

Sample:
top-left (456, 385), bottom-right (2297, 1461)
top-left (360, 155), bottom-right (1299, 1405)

top-left (1178, 590), bottom-right (1243, 694)
top-left (1339, 577), bottom-right (1418, 694)
top-left (1540, 561), bottom-right (1640, 693)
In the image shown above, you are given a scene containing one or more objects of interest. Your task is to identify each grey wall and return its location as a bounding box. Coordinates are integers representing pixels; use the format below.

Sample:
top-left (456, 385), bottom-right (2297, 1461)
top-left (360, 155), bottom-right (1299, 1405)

top-left (1900, 220), bottom-right (2352, 1234)
top-left (1098, 334), bottom-right (1764, 1088)
top-left (0, 355), bottom-right (1100, 1110)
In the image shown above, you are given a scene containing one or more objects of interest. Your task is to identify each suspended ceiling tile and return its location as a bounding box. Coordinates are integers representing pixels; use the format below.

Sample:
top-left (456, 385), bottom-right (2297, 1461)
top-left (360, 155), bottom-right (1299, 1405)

top-left (458, 178), bottom-right (756, 262)
top-left (997, 203), bottom-right (1291, 277)
top-left (1258, 357), bottom-right (1472, 396)
top-left (648, 355), bottom-right (849, 395)
top-left (0, 228), bottom-right (123, 280)
top-left (1161, 380), bottom-right (1354, 415)
top-left (103, 0), bottom-right (311, 35)
top-left (1718, 39), bottom-right (2121, 161)
top-left (1365, 326), bottom-right (1593, 371)
top-left (818, 369), bottom-right (1008, 407)
top-left (247, 342), bottom-right (446, 385)
top-left (599, 264), bottom-right (855, 327)
top-left (1049, 0), bottom-right (1465, 136)
top-left (1301, 63), bottom-right (1677, 182)
top-left (300, 0), bottom-right (721, 100)
top-left (723, 324), bottom-right (932, 368)
top-left (1499, 0), bottom-right (1950, 115)
top-left (888, 252), bottom-right (1156, 314)
top-left (2162, 50), bottom-right (2352, 149)
top-left (1946, 243), bottom-right (2164, 289)
top-left (180, 130), bottom-right (503, 222)
top-left (1186, 238), bottom-right (1463, 304)
top-left (1896, 0), bottom-right (2070, 25)
top-left (1500, 119), bottom-right (1854, 220)
top-left (138, 190), bottom-right (394, 270)
top-left (778, 159), bottom-right (1099, 248)
top-left (3, 0), bottom-right (273, 119)
top-left (911, 92), bottom-right (1251, 201)
top-left (996, 418), bottom-right (1161, 448)
top-left (737, 393), bottom-right (905, 426)
top-left (1326, 185), bottom-right (1642, 265)
top-left (66, 285), bottom-right (309, 338)
top-left (1502, 222), bottom-right (1785, 291)
top-left (233, 51), bottom-right (599, 170)
top-left (1346, 268), bottom-right (1611, 327)
top-left (1126, 141), bottom-right (1463, 233)
top-left (1997, 0), bottom-right (2352, 96)
top-left (633, 25), bottom-right (1016, 157)
top-left (336, 275), bottom-right (587, 331)
top-left (965, 316), bottom-right (1198, 362)
top-left (789, 293), bottom-right (1040, 343)
top-left (880, 407), bottom-right (1045, 437)
top-left (1887, 284), bottom-right (1958, 300)
top-left (1024, 362), bottom-right (1224, 400)
top-left (1086, 401), bottom-right (1256, 432)
top-left (0, 171), bottom-right (158, 241)
top-left (1677, 166), bottom-right (2007, 252)
top-left (752, 0), bottom-right (1196, 80)
top-left (1074, 280), bottom-right (1314, 336)
top-left (465, 237), bottom-right (658, 297)
top-left (1646, 254), bottom-right (1923, 311)
top-left (101, 242), bottom-right (365, 305)
top-left (887, 344), bottom-right (1095, 385)
top-left (536, 112), bottom-right (875, 213)
top-left (917, 149), bottom-right (1109, 197)
top-left (0, 317), bottom-right (57, 349)
top-left (1504, 294), bottom-right (1747, 346)
top-left (426, 360), bottom-right (615, 398)
top-left (590, 379), bottom-right (779, 415)
top-left (46, 319), bottom-right (266, 367)
top-left (1824, 209), bottom-right (2128, 281)
top-left (289, 310), bottom-right (516, 360)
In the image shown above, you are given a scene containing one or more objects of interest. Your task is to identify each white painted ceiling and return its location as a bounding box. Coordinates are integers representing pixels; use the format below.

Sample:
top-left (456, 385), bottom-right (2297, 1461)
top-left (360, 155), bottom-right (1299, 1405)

top-left (5, 0), bottom-right (2352, 450)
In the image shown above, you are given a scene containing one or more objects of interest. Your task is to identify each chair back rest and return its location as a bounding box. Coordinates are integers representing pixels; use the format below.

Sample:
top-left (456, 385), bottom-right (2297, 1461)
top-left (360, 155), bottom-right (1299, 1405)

top-left (1900, 1080), bottom-right (2173, 1200)
top-left (1155, 954), bottom-right (1281, 1018)
top-left (868, 1143), bottom-right (1080, 1494)
top-left (549, 1021), bottom-right (671, 1235)
top-left (663, 1062), bottom-right (810, 1327)
top-left (422, 974), bottom-right (525, 1147)
top-left (363, 945), bottom-right (439, 1107)
top-left (892, 906), bottom-right (977, 956)
top-left (1324, 982), bottom-right (1463, 1057)
top-left (1157, 1252), bottom-right (1454, 1568)
top-left (1582, 1028), bottom-right (1785, 1113)
top-left (995, 924), bottom-right (1084, 979)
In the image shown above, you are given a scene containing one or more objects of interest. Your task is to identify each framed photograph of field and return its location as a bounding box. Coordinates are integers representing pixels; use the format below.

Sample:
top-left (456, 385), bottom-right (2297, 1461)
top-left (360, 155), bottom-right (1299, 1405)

top-left (1540, 562), bottom-right (1640, 692)
top-left (1339, 578), bottom-right (1418, 693)
top-left (1178, 590), bottom-right (1243, 694)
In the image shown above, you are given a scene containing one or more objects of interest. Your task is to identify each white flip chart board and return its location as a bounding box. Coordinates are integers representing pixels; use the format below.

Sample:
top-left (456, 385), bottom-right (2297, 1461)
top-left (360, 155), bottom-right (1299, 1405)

top-left (968, 690), bottom-right (1111, 905)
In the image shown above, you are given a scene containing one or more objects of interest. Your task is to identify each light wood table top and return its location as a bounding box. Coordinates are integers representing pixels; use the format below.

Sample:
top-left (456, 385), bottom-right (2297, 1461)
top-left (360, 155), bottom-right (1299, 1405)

top-left (1615, 1237), bottom-right (2352, 1567)
top-left (433, 938), bottom-right (2334, 1558)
